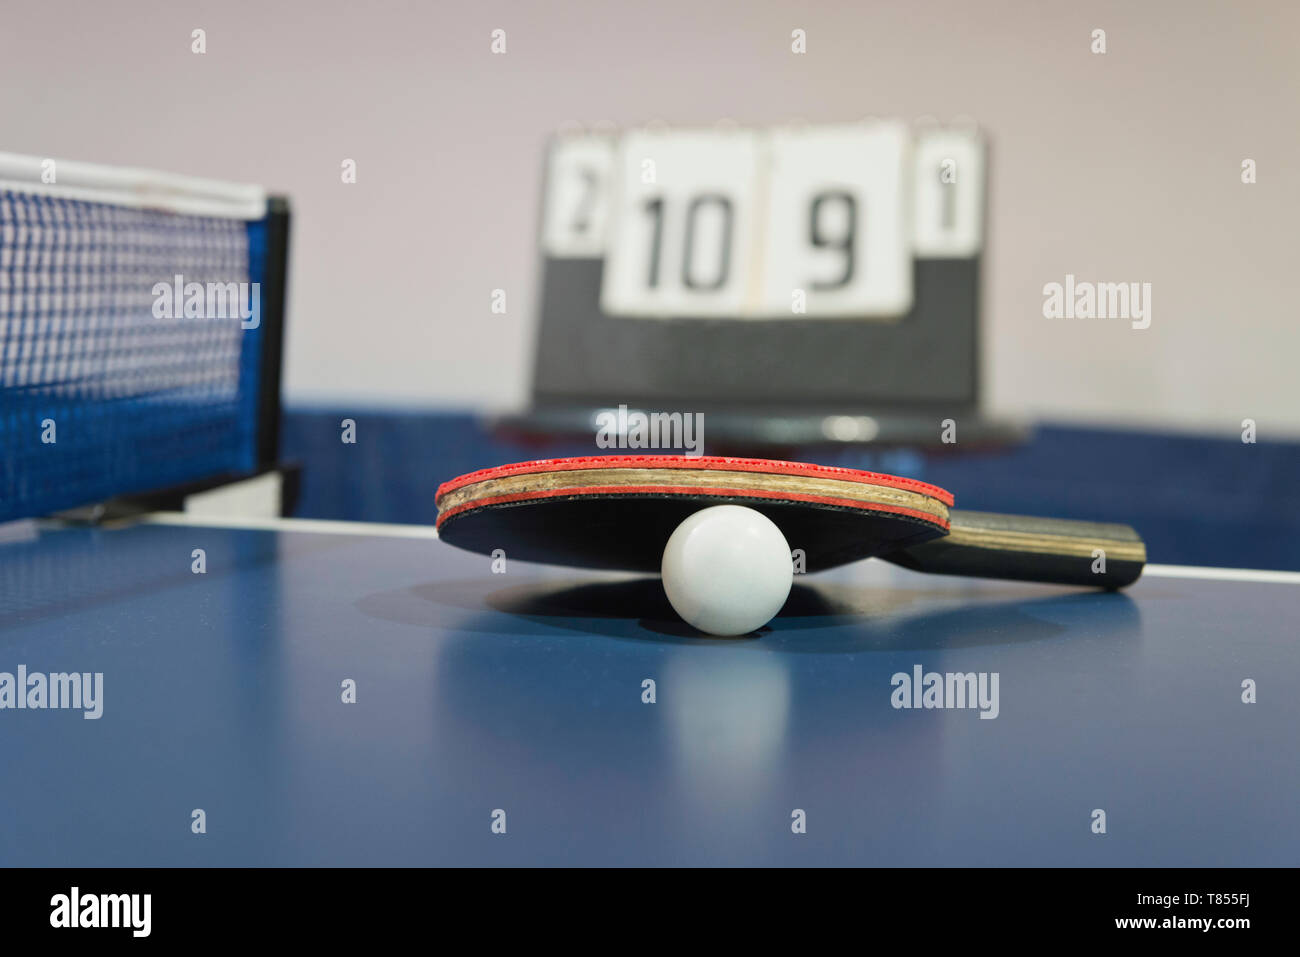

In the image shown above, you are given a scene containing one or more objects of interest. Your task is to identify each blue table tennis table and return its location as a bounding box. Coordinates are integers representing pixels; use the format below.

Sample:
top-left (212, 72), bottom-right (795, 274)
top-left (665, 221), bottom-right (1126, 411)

top-left (2, 508), bottom-right (1296, 867)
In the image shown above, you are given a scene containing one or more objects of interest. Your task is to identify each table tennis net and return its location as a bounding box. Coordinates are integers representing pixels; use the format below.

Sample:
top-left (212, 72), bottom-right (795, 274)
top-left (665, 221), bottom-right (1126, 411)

top-left (0, 159), bottom-right (276, 522)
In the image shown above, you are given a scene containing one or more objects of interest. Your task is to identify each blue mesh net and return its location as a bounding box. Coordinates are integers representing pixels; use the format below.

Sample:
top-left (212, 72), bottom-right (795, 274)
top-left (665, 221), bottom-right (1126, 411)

top-left (0, 190), bottom-right (268, 521)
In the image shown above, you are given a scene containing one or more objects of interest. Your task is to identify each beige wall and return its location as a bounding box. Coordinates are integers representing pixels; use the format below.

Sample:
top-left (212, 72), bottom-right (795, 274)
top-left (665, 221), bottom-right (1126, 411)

top-left (3, 0), bottom-right (1296, 434)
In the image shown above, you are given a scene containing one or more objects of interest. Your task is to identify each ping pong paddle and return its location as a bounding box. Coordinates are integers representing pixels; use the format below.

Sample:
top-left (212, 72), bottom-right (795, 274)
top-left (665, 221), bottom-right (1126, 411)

top-left (436, 455), bottom-right (1145, 588)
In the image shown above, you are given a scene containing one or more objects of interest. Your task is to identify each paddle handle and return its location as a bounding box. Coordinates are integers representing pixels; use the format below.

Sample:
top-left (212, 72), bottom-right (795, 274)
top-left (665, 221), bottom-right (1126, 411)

top-left (883, 509), bottom-right (1146, 589)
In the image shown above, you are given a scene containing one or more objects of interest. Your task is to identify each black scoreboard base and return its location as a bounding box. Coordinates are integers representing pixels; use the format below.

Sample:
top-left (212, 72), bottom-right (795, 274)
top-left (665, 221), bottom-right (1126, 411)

top-left (492, 404), bottom-right (1028, 456)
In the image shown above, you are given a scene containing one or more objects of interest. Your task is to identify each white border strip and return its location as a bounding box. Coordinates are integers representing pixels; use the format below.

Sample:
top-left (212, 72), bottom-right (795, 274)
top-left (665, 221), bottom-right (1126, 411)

top-left (1143, 563), bottom-right (1300, 585)
top-left (133, 514), bottom-right (1300, 583)
top-left (139, 512), bottom-right (441, 540)
top-left (0, 152), bottom-right (266, 220)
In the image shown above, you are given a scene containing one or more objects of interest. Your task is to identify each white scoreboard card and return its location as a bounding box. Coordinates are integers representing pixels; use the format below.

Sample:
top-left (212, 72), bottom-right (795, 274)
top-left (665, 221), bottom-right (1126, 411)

top-left (600, 129), bottom-right (761, 318)
top-left (911, 128), bottom-right (985, 258)
top-left (540, 133), bottom-right (617, 258)
top-left (759, 121), bottom-right (913, 319)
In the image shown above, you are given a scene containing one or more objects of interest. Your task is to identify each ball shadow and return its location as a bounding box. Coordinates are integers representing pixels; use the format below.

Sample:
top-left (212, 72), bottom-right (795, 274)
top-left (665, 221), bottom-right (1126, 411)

top-left (362, 573), bottom-right (1144, 654)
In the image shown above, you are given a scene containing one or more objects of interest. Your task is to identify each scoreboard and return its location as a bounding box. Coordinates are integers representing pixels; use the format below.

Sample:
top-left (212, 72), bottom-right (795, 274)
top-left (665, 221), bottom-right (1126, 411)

top-left (529, 120), bottom-right (987, 414)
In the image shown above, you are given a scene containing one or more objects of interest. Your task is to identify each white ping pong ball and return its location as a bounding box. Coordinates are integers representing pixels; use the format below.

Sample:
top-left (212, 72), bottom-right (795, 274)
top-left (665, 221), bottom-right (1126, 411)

top-left (661, 505), bottom-right (794, 636)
